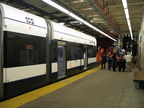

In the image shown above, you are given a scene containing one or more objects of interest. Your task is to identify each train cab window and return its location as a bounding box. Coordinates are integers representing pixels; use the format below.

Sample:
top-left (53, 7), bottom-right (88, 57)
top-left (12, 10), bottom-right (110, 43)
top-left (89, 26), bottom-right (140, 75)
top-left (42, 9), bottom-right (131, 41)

top-left (4, 31), bottom-right (46, 67)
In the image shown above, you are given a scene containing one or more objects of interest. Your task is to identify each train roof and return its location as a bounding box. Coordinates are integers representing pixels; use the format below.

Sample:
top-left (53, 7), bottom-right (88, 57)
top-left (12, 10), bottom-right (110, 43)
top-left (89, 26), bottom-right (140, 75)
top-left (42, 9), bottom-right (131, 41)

top-left (0, 3), bottom-right (47, 37)
top-left (49, 21), bottom-right (97, 46)
top-left (0, 3), bottom-right (97, 46)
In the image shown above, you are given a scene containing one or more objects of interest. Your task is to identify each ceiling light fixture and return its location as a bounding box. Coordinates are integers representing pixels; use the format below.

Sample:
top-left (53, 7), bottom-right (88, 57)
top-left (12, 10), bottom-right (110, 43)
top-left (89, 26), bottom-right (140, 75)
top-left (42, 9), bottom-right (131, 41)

top-left (43, 0), bottom-right (69, 14)
top-left (122, 0), bottom-right (133, 40)
top-left (42, 0), bottom-right (117, 41)
top-left (81, 8), bottom-right (92, 10)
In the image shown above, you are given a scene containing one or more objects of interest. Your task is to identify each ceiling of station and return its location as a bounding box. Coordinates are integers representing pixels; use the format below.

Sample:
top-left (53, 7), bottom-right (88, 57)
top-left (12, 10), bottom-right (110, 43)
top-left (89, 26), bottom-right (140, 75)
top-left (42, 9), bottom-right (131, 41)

top-left (0, 0), bottom-right (144, 46)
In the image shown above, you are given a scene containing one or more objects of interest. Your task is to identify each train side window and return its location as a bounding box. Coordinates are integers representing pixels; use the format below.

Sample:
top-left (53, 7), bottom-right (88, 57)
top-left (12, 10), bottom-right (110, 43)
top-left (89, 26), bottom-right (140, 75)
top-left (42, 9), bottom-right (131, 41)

top-left (20, 50), bottom-right (38, 65)
top-left (88, 46), bottom-right (96, 57)
top-left (67, 43), bottom-right (75, 60)
top-left (67, 43), bottom-right (82, 60)
top-left (75, 44), bottom-right (82, 59)
top-left (4, 31), bottom-right (46, 67)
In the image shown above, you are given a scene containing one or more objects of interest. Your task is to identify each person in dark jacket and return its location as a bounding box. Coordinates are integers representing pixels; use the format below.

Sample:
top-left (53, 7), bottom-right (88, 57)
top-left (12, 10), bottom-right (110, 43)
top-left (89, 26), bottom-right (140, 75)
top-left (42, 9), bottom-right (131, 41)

top-left (107, 54), bottom-right (113, 70)
top-left (118, 55), bottom-right (126, 72)
top-left (112, 53), bottom-right (117, 72)
top-left (101, 52), bottom-right (106, 69)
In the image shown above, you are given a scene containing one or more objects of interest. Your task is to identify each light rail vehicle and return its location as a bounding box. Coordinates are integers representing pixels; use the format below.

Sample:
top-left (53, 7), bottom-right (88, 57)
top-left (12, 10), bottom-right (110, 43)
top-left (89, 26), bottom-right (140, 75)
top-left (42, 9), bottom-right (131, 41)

top-left (0, 3), bottom-right (97, 100)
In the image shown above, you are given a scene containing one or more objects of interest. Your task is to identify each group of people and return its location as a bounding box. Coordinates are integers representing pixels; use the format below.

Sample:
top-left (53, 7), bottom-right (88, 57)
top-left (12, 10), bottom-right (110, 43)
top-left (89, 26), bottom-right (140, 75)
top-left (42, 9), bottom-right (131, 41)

top-left (101, 51), bottom-right (133, 72)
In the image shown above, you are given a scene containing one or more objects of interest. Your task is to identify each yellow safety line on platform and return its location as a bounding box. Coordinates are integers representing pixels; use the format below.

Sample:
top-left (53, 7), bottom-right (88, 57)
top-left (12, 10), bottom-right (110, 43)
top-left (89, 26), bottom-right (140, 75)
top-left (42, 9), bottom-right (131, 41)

top-left (0, 66), bottom-right (101, 108)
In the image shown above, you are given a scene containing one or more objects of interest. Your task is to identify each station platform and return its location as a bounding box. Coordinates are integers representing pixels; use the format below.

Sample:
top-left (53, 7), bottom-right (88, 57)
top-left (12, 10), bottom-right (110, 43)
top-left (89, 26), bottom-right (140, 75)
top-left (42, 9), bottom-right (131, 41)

top-left (0, 65), bottom-right (144, 108)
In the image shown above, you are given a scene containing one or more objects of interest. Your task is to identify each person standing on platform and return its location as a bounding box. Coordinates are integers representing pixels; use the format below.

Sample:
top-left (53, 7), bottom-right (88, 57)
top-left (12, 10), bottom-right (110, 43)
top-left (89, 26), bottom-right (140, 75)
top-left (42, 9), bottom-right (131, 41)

top-left (125, 52), bottom-right (132, 72)
top-left (119, 50), bottom-right (124, 56)
top-left (132, 56), bottom-right (137, 68)
top-left (112, 53), bottom-right (117, 72)
top-left (101, 52), bottom-right (106, 69)
top-left (118, 55), bottom-right (126, 72)
top-left (107, 54), bottom-right (113, 70)
top-left (122, 49), bottom-right (125, 55)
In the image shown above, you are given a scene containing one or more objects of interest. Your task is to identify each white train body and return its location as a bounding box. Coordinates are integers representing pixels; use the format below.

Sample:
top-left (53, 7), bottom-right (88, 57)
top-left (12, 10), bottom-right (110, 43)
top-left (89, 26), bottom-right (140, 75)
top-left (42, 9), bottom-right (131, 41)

top-left (0, 3), bottom-right (97, 100)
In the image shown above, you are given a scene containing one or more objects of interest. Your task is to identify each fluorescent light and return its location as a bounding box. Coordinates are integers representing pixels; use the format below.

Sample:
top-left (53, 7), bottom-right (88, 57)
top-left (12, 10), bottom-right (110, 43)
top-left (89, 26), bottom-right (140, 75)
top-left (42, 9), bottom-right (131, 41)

top-left (71, 0), bottom-right (84, 3)
top-left (128, 27), bottom-right (133, 40)
top-left (58, 23), bottom-right (65, 25)
top-left (69, 13), bottom-right (84, 23)
top-left (124, 9), bottom-right (129, 19)
top-left (42, 0), bottom-right (69, 14)
top-left (128, 26), bottom-right (132, 31)
top-left (127, 19), bottom-right (131, 27)
top-left (42, 0), bottom-right (117, 41)
top-left (81, 8), bottom-right (92, 10)
top-left (84, 21), bottom-right (93, 28)
top-left (122, 0), bottom-right (128, 8)
top-left (121, 0), bottom-right (133, 40)
top-left (84, 21), bottom-right (116, 41)
top-left (130, 31), bottom-right (133, 40)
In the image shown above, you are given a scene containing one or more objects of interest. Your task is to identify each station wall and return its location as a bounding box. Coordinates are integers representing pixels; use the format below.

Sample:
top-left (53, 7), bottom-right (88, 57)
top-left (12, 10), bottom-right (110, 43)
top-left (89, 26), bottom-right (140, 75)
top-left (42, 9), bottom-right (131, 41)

top-left (138, 11), bottom-right (144, 69)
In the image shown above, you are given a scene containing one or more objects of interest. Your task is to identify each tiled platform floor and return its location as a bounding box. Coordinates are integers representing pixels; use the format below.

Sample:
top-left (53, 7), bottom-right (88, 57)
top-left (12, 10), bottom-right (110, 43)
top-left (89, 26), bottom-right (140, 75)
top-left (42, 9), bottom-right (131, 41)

top-left (19, 67), bottom-right (144, 108)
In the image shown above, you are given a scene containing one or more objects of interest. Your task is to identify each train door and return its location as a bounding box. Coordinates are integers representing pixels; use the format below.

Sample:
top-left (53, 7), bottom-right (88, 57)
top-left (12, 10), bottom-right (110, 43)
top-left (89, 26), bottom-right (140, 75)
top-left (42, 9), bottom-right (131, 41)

top-left (58, 41), bottom-right (66, 79)
top-left (0, 11), bottom-right (4, 100)
top-left (83, 46), bottom-right (87, 70)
